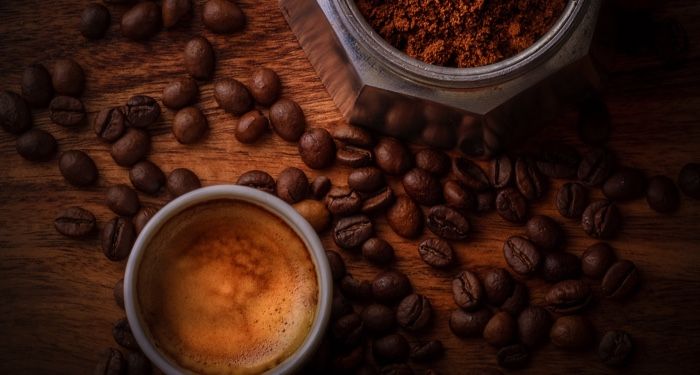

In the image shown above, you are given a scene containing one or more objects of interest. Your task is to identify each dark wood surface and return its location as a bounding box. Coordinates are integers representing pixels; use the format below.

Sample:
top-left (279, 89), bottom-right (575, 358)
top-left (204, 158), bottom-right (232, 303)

top-left (1, 1), bottom-right (699, 374)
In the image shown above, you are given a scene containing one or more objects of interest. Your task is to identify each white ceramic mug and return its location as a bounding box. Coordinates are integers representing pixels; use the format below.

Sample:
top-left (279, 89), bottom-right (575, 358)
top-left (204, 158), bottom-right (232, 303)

top-left (123, 185), bottom-right (333, 374)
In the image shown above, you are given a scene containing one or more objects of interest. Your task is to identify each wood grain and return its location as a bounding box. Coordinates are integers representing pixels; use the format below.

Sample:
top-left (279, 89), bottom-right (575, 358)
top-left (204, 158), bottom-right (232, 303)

top-left (1, 0), bottom-right (700, 374)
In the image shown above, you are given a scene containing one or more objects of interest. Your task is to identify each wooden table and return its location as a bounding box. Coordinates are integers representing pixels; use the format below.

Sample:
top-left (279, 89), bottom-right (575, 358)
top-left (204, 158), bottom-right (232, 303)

top-left (1, 1), bottom-right (699, 373)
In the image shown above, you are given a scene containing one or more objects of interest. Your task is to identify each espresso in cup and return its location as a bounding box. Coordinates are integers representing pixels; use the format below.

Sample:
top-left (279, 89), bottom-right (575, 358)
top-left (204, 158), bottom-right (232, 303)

top-left (137, 199), bottom-right (319, 374)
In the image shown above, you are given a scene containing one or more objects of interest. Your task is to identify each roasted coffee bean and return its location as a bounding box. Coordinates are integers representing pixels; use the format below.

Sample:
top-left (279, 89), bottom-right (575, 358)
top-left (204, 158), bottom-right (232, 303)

top-left (483, 312), bottom-right (516, 348)
top-left (94, 107), bottom-right (126, 143)
top-left (497, 344), bottom-right (530, 369)
top-left (411, 340), bottom-right (444, 362)
top-left (113, 279), bottom-right (125, 309)
top-left (379, 364), bottom-right (413, 375)
top-left (269, 98), bottom-right (306, 142)
top-left (332, 124), bottom-right (374, 148)
top-left (453, 157), bottom-right (489, 191)
top-left (163, 77), bottom-right (198, 110)
top-left (311, 176), bottom-right (331, 199)
top-left (536, 145), bottom-right (580, 179)
top-left (542, 252), bottom-right (581, 283)
top-left (503, 236), bottom-right (540, 276)
top-left (21, 64), bottom-right (53, 107)
top-left (121, 1), bottom-right (161, 40)
top-left (236, 170), bottom-right (274, 194)
top-left (59, 150), bottom-right (98, 186)
top-left (426, 205), bottom-right (469, 241)
top-left (581, 242), bottom-right (616, 279)
top-left (397, 294), bottom-right (432, 331)
top-left (184, 36), bottom-right (215, 80)
top-left (80, 3), bottom-right (110, 39)
top-left (298, 128), bottom-right (336, 169)
top-left (500, 282), bottom-right (529, 316)
top-left (602, 168), bottom-right (646, 201)
top-left (449, 308), bottom-right (492, 338)
top-left (16, 129), bottom-right (56, 161)
top-left (515, 157), bottom-right (546, 201)
top-left (490, 154), bottom-right (513, 188)
top-left (452, 271), bottom-right (483, 310)
top-left (106, 185), bottom-right (140, 216)
top-left (550, 315), bottom-right (593, 350)
top-left (293, 199), bottom-right (330, 232)
top-left (94, 348), bottom-right (125, 375)
top-left (402, 168), bottom-right (441, 206)
top-left (214, 78), bottom-right (252, 115)
top-left (578, 94), bottom-right (611, 146)
top-left (332, 347), bottom-right (364, 373)
top-left (102, 217), bottom-right (136, 261)
top-left (51, 59), bottom-right (85, 97)
top-left (202, 0), bottom-right (246, 33)
top-left (415, 148), bottom-right (450, 176)
top-left (599, 330), bottom-right (633, 367)
top-left (361, 186), bottom-right (395, 214)
top-left (545, 280), bottom-right (591, 314)
top-left (326, 187), bottom-right (362, 216)
top-left (578, 148), bottom-right (615, 187)
top-left (482, 268), bottom-right (513, 306)
top-left (162, 0), bottom-right (191, 28)
top-left (336, 144), bottom-right (374, 167)
top-left (49, 96), bottom-right (85, 127)
top-left (495, 187), bottom-right (527, 223)
top-left (340, 275), bottom-right (373, 301)
top-left (125, 351), bottom-right (152, 375)
top-left (133, 206), bottom-right (157, 234)
top-left (235, 110), bottom-right (268, 144)
top-left (475, 190), bottom-right (495, 213)
top-left (361, 304), bottom-right (396, 335)
top-left (581, 200), bottom-right (622, 239)
top-left (602, 260), bottom-right (639, 299)
top-left (124, 95), bottom-right (160, 128)
top-left (332, 313), bottom-right (364, 348)
top-left (334, 215), bottom-right (373, 249)
top-left (325, 250), bottom-right (346, 281)
top-left (646, 175), bottom-right (680, 212)
top-left (172, 106), bottom-right (207, 144)
top-left (556, 182), bottom-right (588, 219)
top-left (418, 238), bottom-right (454, 268)
top-left (372, 270), bottom-right (412, 304)
top-left (276, 167), bottom-right (309, 203)
top-left (517, 306), bottom-right (551, 347)
top-left (349, 167), bottom-right (384, 192)
top-left (111, 129), bottom-right (150, 167)
top-left (331, 288), bottom-right (353, 319)
top-left (525, 215), bottom-right (563, 251)
top-left (0, 91), bottom-right (31, 134)
top-left (678, 163), bottom-right (700, 199)
top-left (249, 67), bottom-right (280, 106)
top-left (362, 238), bottom-right (394, 266)
top-left (374, 137), bottom-right (412, 175)
top-left (386, 195), bottom-right (423, 238)
top-left (443, 180), bottom-right (475, 212)
top-left (54, 207), bottom-right (96, 237)
top-left (373, 334), bottom-right (410, 364)
top-left (129, 160), bottom-right (165, 195)
top-left (167, 168), bottom-right (201, 197)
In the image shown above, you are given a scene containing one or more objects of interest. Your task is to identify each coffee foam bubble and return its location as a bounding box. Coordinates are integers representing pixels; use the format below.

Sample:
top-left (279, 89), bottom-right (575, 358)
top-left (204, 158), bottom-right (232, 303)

top-left (138, 200), bottom-right (318, 375)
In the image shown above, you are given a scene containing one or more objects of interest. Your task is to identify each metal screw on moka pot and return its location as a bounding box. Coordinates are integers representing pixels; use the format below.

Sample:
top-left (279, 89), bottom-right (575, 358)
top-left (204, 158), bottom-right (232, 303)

top-left (280, 0), bottom-right (604, 157)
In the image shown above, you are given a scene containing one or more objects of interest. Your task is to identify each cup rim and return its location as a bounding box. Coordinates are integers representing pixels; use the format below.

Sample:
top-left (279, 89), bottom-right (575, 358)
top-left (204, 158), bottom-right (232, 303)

top-left (124, 184), bottom-right (333, 375)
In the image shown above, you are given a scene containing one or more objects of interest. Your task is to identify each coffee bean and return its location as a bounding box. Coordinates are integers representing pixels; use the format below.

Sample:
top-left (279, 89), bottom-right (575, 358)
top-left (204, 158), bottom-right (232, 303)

top-left (453, 157), bottom-right (489, 191)
top-left (0, 91), bottom-right (32, 134)
top-left (341, 274), bottom-right (373, 301)
top-left (418, 238), bottom-right (454, 268)
top-left (235, 110), bottom-right (268, 144)
top-left (167, 167), bottom-right (201, 197)
top-left (111, 129), bottom-right (150, 167)
top-left (121, 1), bottom-right (161, 40)
top-left (129, 160), bottom-right (165, 195)
top-left (202, 0), bottom-right (246, 33)
top-left (503, 236), bottom-right (541, 276)
top-left (332, 345), bottom-right (364, 372)
top-left (525, 215), bottom-right (563, 251)
top-left (550, 315), bottom-right (593, 350)
top-left (162, 0), bottom-right (191, 28)
top-left (449, 308), bottom-right (492, 338)
top-left (411, 340), bottom-right (444, 362)
top-left (80, 3), bottom-right (110, 39)
top-left (94, 348), bottom-right (125, 375)
top-left (482, 268), bottom-right (513, 306)
top-left (515, 157), bottom-right (546, 201)
top-left (500, 282), bottom-right (529, 316)
top-left (276, 167), bottom-right (309, 203)
top-left (124, 95), bottom-right (161, 128)
top-left (476, 190), bottom-right (495, 213)
top-left (236, 170), bottom-right (274, 194)
top-left (21, 64), bottom-right (53, 107)
top-left (599, 330), bottom-right (633, 367)
top-left (172, 106), bottom-right (208, 144)
top-left (113, 278), bottom-right (125, 309)
top-left (678, 163), bottom-right (700, 198)
top-left (578, 148), bottom-right (615, 187)
top-left (325, 250), bottom-right (346, 282)
top-left (293, 199), bottom-right (330, 232)
top-left (362, 238), bottom-right (394, 266)
top-left (333, 215), bottom-right (373, 249)
top-left (326, 187), bottom-right (362, 216)
top-left (311, 176), bottom-right (331, 199)
top-left (556, 182), bottom-right (588, 219)
top-left (133, 206), bottom-right (157, 234)
top-left (581, 242), bottom-right (616, 279)
top-left (379, 364), bottom-right (413, 375)
top-left (483, 311), bottom-right (516, 348)
top-left (542, 252), bottom-right (581, 283)
top-left (106, 184), bottom-right (140, 216)
top-left (426, 205), bottom-right (469, 241)
top-left (102, 217), bottom-right (136, 261)
top-left (163, 77), bottom-right (198, 109)
top-left (602, 168), bottom-right (646, 201)
top-left (269, 98), bottom-right (306, 142)
top-left (373, 334), bottom-right (410, 364)
top-left (545, 280), bottom-right (591, 314)
top-left (214, 78), bottom-right (252, 115)
top-left (336, 144), bottom-right (373, 167)
top-left (249, 67), bottom-right (280, 106)
top-left (386, 195), bottom-right (423, 238)
top-left (646, 175), bottom-right (680, 212)
top-left (374, 137), bottom-right (412, 175)
top-left (443, 180), bottom-right (475, 212)
top-left (601, 260), bottom-right (640, 299)
top-left (54, 207), bottom-right (96, 237)
top-left (361, 304), bottom-right (396, 335)
top-left (495, 187), bottom-right (528, 223)
top-left (113, 317), bottom-right (139, 349)
top-left (361, 186), bottom-right (395, 214)
top-left (372, 270), bottom-right (412, 304)
top-left (94, 107), bottom-right (126, 143)
top-left (184, 36), bottom-right (215, 80)
top-left (49, 96), bottom-right (85, 127)
top-left (397, 293), bottom-right (432, 331)
top-left (490, 154), bottom-right (513, 188)
top-left (452, 271), bottom-right (483, 310)
top-left (332, 313), bottom-right (364, 348)
top-left (497, 344), bottom-right (530, 369)
top-left (415, 148), bottom-right (450, 176)
top-left (16, 129), bottom-right (56, 161)
top-left (51, 59), bottom-right (85, 97)
top-left (402, 168), bottom-right (441, 206)
top-left (331, 291), bottom-right (353, 319)
top-left (298, 128), bottom-right (336, 169)
top-left (59, 150), bottom-right (98, 186)
top-left (332, 124), bottom-right (374, 148)
top-left (348, 167), bottom-right (385, 193)
top-left (517, 306), bottom-right (551, 347)
top-left (536, 144), bottom-right (580, 179)
top-left (581, 200), bottom-right (622, 239)
top-left (578, 94), bottom-right (611, 146)
top-left (125, 351), bottom-right (152, 375)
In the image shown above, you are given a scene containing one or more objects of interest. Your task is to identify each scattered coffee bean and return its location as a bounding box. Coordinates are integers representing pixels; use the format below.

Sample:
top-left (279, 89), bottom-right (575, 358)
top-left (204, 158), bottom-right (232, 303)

top-left (374, 137), bottom-right (412, 175)
top-left (125, 351), bottom-right (152, 375)
top-left (184, 36), bottom-right (215, 80)
top-left (500, 282), bottom-right (529, 316)
top-left (581, 200), bottom-right (622, 239)
top-left (293, 199), bottom-right (330, 232)
top-left (269, 98), bottom-right (306, 142)
top-left (372, 270), bottom-right (412, 304)
top-left (386, 195), bottom-right (423, 238)
top-left (328, 290), bottom-right (350, 319)
top-left (80, 3), bottom-right (111, 39)
top-left (402, 168), bottom-right (441, 206)
top-left (333, 214), bottom-right (373, 249)
top-left (361, 304), bottom-right (396, 335)
top-left (276, 167), bottom-right (309, 203)
top-left (536, 144), bottom-right (580, 179)
top-left (0, 91), bottom-right (32, 134)
top-left (111, 129), bottom-right (150, 167)
top-left (94, 107), bottom-right (126, 143)
top-left (515, 157), bottom-right (546, 201)
top-left (326, 250), bottom-right (346, 281)
top-left (545, 280), bottom-right (592, 314)
top-left (495, 187), bottom-right (528, 223)
top-left (167, 167), bottom-right (201, 197)
top-left (124, 95), bottom-right (161, 128)
top-left (542, 252), bottom-right (581, 283)
top-left (235, 110), bottom-right (268, 144)
top-left (379, 363), bottom-right (413, 375)
top-left (340, 275), bottom-right (373, 301)
top-left (362, 238), bottom-right (394, 266)
top-left (601, 260), bottom-right (640, 299)
top-left (517, 306), bottom-right (551, 347)
top-left (49, 96), bottom-right (85, 127)
top-left (418, 238), bottom-right (454, 268)
top-left (361, 186), bottom-right (395, 214)
top-left (646, 175), bottom-right (680, 212)
top-left (236, 169), bottom-right (274, 194)
top-left (54, 206), bottom-right (96, 237)
top-left (503, 236), bottom-right (541, 276)
top-left (426, 205), bottom-right (469, 241)
top-left (202, 0), bottom-right (246, 34)
top-left (443, 180), bottom-right (475, 212)
top-left (59, 150), bottom-right (98, 186)
top-left (497, 344), bottom-right (530, 369)
top-left (331, 124), bottom-right (374, 148)
top-left (113, 278), bottom-right (124, 309)
top-left (120, 1), bottom-right (161, 40)
top-left (490, 154), bottom-right (513, 189)
top-left (578, 94), bottom-right (611, 146)
top-left (449, 308), bottom-right (492, 338)
top-left (452, 271), bottom-right (483, 311)
top-left (94, 348), bottom-right (125, 375)
top-left (133, 206), bottom-right (157, 234)
top-left (106, 184), bottom-right (140, 216)
top-left (373, 334), bottom-right (410, 364)
top-left (336, 144), bottom-right (374, 167)
top-left (102, 217), bottom-right (135, 261)
top-left (332, 345), bottom-right (364, 372)
top-left (556, 182), bottom-right (588, 219)
top-left (550, 315), bottom-right (593, 350)
top-left (172, 106), bottom-right (208, 144)
top-left (162, 0), bottom-right (192, 28)
top-left (602, 168), bottom-right (646, 201)
top-left (482, 268), bottom-right (513, 306)
top-left (411, 340), bottom-right (444, 362)
top-left (163, 77), bottom-right (198, 109)
top-left (129, 160), bottom-right (165, 195)
top-left (578, 148), bottom-right (615, 187)
top-left (298, 128), bottom-right (336, 169)
top-left (483, 311), bottom-right (516, 348)
top-left (599, 330), bottom-right (633, 367)
top-left (678, 163), bottom-right (700, 199)
top-left (214, 78), bottom-right (252, 115)
top-left (21, 64), bottom-right (53, 107)
top-left (453, 157), bottom-right (489, 191)
top-left (349, 167), bottom-right (385, 193)
top-left (16, 129), bottom-right (57, 161)
top-left (475, 190), bottom-right (496, 213)
top-left (415, 148), bottom-right (450, 176)
top-left (581, 242), bottom-right (616, 279)
top-left (332, 313), bottom-right (364, 348)
top-left (397, 293), bottom-right (432, 331)
top-left (525, 215), bottom-right (563, 251)
top-left (326, 187), bottom-right (362, 216)
top-left (249, 67), bottom-right (281, 106)
top-left (51, 59), bottom-right (85, 97)
top-left (311, 176), bottom-right (331, 199)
